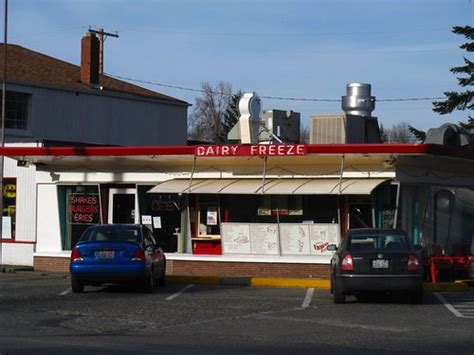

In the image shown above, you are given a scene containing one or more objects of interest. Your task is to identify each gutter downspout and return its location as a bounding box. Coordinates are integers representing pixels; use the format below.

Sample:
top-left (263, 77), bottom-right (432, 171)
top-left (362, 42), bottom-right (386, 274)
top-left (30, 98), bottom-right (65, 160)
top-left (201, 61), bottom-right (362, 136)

top-left (188, 156), bottom-right (196, 193)
top-left (338, 155), bottom-right (345, 194)
top-left (261, 156), bottom-right (267, 194)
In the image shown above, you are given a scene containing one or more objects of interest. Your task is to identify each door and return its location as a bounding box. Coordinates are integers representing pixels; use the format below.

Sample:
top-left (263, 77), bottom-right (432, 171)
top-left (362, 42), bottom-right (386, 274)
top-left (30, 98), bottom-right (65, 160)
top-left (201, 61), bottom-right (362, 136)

top-left (108, 188), bottom-right (137, 224)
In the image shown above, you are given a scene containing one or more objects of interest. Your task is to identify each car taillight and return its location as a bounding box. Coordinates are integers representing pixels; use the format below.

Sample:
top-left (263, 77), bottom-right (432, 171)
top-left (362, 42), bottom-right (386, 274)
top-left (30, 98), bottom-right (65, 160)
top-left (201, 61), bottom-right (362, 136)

top-left (341, 254), bottom-right (354, 271)
top-left (407, 254), bottom-right (420, 271)
top-left (71, 247), bottom-right (83, 262)
top-left (132, 247), bottom-right (145, 261)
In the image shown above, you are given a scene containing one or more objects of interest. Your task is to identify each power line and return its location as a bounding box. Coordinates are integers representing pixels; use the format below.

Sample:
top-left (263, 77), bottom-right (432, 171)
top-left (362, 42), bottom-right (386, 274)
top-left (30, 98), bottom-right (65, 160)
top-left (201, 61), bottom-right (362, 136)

top-left (106, 73), bottom-right (445, 103)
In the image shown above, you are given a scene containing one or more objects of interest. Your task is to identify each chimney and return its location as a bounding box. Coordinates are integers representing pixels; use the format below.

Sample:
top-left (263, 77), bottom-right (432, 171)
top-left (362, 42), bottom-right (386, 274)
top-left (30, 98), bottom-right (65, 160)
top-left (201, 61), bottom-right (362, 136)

top-left (80, 32), bottom-right (100, 86)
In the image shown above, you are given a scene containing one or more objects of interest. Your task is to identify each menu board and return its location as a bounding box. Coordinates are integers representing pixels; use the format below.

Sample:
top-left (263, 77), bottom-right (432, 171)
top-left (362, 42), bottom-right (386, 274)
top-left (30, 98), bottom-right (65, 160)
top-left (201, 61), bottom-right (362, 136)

top-left (309, 224), bottom-right (340, 256)
top-left (221, 223), bottom-right (251, 254)
top-left (249, 224), bottom-right (280, 255)
top-left (279, 224), bottom-right (311, 256)
top-left (222, 222), bottom-right (339, 257)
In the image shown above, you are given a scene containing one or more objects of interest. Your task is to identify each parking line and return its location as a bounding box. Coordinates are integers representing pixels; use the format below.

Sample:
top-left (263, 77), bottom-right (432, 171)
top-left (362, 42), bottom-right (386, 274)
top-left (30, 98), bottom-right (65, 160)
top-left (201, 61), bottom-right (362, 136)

top-left (59, 288), bottom-right (71, 296)
top-left (166, 284), bottom-right (194, 301)
top-left (301, 288), bottom-right (314, 309)
top-left (434, 292), bottom-right (464, 318)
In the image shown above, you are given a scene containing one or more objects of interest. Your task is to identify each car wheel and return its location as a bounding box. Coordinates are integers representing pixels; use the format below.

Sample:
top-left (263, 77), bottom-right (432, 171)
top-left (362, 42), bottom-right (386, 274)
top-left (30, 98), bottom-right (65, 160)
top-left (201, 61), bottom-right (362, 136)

top-left (71, 276), bottom-right (84, 293)
top-left (333, 279), bottom-right (345, 304)
top-left (156, 262), bottom-right (166, 286)
top-left (144, 268), bottom-right (155, 293)
top-left (410, 288), bottom-right (423, 304)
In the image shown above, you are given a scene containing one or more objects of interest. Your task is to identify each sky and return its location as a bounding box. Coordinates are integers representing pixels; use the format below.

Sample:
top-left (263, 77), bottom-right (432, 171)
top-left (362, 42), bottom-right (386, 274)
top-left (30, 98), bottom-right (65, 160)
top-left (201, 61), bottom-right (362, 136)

top-left (8, 0), bottom-right (474, 132)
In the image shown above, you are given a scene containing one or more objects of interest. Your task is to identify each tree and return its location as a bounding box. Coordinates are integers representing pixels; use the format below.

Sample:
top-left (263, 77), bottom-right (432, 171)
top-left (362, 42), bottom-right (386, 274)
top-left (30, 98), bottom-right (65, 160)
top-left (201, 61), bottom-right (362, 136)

top-left (433, 26), bottom-right (473, 120)
top-left (300, 122), bottom-right (310, 143)
top-left (379, 124), bottom-right (389, 143)
top-left (410, 25), bottom-right (474, 141)
top-left (383, 121), bottom-right (418, 143)
top-left (408, 126), bottom-right (426, 142)
top-left (218, 91), bottom-right (242, 143)
top-left (188, 82), bottom-right (233, 143)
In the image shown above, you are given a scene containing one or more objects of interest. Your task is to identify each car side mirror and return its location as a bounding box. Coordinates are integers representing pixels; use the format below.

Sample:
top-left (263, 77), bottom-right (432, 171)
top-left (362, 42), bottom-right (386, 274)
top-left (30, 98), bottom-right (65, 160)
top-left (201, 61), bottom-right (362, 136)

top-left (326, 244), bottom-right (337, 251)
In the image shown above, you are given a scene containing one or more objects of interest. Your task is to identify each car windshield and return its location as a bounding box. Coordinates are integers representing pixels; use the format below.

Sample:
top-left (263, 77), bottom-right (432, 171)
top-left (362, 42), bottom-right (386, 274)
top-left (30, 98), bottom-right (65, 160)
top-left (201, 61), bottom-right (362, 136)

top-left (348, 233), bottom-right (409, 251)
top-left (80, 227), bottom-right (141, 243)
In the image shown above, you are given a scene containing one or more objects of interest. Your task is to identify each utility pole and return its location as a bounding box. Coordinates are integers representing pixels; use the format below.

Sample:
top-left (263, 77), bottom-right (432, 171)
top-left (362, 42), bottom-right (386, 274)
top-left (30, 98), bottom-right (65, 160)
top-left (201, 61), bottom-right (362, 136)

top-left (88, 27), bottom-right (119, 74)
top-left (0, 0), bottom-right (7, 261)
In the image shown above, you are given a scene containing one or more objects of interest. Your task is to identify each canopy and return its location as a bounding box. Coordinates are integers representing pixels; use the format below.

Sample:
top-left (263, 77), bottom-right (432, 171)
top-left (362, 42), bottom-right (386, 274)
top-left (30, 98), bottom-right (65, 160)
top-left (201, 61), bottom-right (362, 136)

top-left (148, 178), bottom-right (389, 195)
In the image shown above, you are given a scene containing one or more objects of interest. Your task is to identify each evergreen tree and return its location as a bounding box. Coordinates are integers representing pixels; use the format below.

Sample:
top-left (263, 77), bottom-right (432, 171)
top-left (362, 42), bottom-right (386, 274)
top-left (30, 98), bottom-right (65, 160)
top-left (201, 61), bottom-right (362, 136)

top-left (410, 25), bottom-right (473, 141)
top-left (432, 25), bottom-right (474, 135)
top-left (408, 126), bottom-right (426, 142)
top-left (218, 91), bottom-right (242, 143)
top-left (379, 124), bottom-right (388, 143)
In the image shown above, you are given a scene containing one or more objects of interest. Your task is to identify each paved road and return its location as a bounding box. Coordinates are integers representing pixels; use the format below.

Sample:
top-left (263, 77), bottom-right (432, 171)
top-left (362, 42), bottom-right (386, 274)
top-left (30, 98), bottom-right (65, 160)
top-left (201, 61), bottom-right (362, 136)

top-left (0, 271), bottom-right (473, 354)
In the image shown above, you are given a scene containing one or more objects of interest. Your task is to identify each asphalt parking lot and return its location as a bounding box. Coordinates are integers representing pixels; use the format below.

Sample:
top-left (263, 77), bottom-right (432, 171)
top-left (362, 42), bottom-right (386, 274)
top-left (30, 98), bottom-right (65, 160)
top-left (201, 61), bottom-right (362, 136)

top-left (0, 271), bottom-right (473, 354)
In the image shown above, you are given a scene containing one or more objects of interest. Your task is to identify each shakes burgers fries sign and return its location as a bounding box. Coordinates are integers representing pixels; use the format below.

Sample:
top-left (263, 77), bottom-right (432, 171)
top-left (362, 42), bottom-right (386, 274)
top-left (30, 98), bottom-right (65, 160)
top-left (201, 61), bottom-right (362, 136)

top-left (67, 193), bottom-right (101, 224)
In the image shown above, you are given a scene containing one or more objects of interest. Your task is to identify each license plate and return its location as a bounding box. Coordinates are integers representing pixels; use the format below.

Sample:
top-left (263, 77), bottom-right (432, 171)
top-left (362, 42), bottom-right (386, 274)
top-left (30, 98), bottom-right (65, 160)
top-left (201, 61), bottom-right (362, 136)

top-left (95, 251), bottom-right (115, 259)
top-left (372, 259), bottom-right (389, 269)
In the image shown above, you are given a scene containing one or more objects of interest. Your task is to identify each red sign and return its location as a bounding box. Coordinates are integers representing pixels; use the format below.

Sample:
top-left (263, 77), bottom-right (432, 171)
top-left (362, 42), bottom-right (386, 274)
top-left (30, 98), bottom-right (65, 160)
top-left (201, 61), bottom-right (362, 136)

top-left (195, 144), bottom-right (307, 157)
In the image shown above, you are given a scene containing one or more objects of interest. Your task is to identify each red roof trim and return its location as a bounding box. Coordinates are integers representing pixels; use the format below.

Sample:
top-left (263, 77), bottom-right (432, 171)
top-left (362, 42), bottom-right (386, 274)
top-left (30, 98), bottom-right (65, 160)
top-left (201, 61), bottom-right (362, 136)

top-left (0, 239), bottom-right (35, 244)
top-left (0, 144), bottom-right (472, 159)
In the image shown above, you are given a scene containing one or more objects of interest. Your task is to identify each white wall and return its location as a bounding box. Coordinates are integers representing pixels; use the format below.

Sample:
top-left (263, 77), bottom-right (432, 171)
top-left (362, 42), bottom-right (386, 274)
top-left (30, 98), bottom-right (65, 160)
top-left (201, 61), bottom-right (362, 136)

top-left (1, 243), bottom-right (34, 266)
top-left (35, 184), bottom-right (62, 253)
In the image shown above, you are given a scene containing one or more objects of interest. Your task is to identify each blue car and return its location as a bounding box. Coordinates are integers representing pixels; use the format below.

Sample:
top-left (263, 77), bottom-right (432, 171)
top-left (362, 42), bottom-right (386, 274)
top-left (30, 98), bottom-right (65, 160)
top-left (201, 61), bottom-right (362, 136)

top-left (70, 224), bottom-right (166, 293)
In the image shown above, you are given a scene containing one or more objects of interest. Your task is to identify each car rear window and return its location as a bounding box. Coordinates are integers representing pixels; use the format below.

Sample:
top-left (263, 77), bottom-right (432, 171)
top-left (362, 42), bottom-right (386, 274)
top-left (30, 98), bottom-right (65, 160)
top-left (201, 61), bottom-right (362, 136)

top-left (348, 233), bottom-right (409, 251)
top-left (81, 227), bottom-right (141, 243)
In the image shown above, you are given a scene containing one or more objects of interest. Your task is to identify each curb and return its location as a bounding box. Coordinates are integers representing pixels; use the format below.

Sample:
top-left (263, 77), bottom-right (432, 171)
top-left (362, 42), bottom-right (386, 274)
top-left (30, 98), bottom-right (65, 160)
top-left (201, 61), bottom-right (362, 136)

top-left (167, 275), bottom-right (469, 292)
top-left (423, 281), bottom-right (468, 293)
top-left (3, 268), bottom-right (469, 292)
top-left (1, 265), bottom-right (34, 273)
top-left (167, 276), bottom-right (328, 289)
top-left (251, 277), bottom-right (330, 289)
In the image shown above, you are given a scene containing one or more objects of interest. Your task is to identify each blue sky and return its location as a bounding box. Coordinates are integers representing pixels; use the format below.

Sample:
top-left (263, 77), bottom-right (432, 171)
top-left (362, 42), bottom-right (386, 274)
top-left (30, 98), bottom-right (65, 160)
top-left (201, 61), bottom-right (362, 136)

top-left (9, 0), bottom-right (474, 131)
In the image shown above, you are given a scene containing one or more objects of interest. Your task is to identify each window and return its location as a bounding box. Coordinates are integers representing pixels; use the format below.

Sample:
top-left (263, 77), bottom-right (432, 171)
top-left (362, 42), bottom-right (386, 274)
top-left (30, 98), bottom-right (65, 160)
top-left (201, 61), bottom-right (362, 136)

top-left (58, 185), bottom-right (101, 250)
top-left (349, 233), bottom-right (409, 251)
top-left (434, 190), bottom-right (454, 253)
top-left (2, 178), bottom-right (16, 238)
top-left (1, 91), bottom-right (30, 130)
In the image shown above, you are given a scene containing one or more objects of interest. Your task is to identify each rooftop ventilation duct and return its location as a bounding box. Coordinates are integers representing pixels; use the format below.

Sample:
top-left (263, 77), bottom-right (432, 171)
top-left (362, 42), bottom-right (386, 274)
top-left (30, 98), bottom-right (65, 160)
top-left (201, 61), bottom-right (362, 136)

top-left (341, 83), bottom-right (375, 117)
top-left (310, 83), bottom-right (381, 144)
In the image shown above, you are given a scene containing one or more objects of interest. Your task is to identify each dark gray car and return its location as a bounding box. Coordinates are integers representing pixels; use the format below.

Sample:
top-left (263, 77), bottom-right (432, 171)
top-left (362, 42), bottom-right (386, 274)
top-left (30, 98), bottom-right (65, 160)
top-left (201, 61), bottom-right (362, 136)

top-left (328, 228), bottom-right (423, 304)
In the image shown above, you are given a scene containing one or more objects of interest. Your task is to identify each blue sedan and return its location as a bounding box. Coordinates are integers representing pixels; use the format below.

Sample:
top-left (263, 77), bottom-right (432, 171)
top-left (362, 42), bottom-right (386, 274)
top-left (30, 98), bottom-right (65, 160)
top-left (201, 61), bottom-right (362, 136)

top-left (70, 224), bottom-right (166, 293)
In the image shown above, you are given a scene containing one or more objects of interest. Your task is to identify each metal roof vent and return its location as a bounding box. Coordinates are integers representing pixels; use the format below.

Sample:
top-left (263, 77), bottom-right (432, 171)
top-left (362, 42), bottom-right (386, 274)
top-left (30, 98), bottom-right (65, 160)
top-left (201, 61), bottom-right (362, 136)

top-left (341, 83), bottom-right (375, 117)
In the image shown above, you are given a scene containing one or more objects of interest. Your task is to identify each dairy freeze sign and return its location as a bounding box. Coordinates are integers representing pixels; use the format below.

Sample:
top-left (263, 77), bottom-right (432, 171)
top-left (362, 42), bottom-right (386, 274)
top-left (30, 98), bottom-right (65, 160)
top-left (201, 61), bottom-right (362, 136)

top-left (195, 144), bottom-right (306, 157)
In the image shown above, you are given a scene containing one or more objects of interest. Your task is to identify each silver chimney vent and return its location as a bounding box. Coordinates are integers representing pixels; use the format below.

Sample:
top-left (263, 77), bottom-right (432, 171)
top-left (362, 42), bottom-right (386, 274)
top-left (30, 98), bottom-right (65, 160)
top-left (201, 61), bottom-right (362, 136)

top-left (341, 83), bottom-right (375, 117)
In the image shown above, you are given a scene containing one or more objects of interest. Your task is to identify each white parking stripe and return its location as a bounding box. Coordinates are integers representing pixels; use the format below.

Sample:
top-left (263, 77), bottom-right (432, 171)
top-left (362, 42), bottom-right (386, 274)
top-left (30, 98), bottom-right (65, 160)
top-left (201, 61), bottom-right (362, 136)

top-left (301, 288), bottom-right (314, 309)
top-left (434, 293), bottom-right (463, 318)
top-left (59, 288), bottom-right (71, 296)
top-left (166, 284), bottom-right (194, 301)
